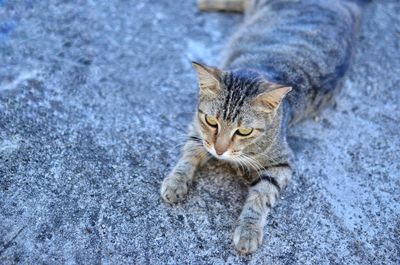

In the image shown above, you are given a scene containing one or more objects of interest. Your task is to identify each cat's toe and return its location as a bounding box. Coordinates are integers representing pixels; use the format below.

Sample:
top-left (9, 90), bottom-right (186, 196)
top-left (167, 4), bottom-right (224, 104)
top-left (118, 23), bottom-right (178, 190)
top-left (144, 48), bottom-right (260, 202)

top-left (233, 224), bottom-right (263, 255)
top-left (161, 176), bottom-right (188, 204)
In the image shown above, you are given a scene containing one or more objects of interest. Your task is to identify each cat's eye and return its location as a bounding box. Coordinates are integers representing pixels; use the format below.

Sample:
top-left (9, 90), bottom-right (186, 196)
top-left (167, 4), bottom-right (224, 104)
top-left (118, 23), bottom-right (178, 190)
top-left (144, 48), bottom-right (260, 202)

top-left (236, 127), bottom-right (253, 136)
top-left (205, 114), bottom-right (218, 128)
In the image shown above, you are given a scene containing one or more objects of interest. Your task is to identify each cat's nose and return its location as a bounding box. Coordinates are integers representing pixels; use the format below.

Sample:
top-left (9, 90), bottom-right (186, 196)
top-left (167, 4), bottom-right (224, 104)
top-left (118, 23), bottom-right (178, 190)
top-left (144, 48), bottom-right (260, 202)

top-left (215, 147), bottom-right (225, 156)
top-left (214, 136), bottom-right (229, 156)
top-left (214, 144), bottom-right (228, 156)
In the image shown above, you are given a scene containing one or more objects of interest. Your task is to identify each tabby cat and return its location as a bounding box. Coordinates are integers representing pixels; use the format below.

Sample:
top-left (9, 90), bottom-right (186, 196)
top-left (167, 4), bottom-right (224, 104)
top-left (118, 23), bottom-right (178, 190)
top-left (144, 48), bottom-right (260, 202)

top-left (161, 0), bottom-right (363, 254)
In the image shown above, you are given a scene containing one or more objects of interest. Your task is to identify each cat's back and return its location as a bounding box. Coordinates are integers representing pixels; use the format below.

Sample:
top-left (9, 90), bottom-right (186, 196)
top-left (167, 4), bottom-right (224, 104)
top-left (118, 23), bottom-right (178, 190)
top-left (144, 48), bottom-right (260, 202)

top-left (223, 0), bottom-right (362, 123)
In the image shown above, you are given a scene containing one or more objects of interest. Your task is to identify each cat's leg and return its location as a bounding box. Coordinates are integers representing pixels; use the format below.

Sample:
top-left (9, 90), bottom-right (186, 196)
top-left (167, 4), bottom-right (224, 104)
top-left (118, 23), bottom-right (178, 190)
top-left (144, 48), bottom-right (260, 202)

top-left (161, 140), bottom-right (208, 204)
top-left (233, 163), bottom-right (292, 254)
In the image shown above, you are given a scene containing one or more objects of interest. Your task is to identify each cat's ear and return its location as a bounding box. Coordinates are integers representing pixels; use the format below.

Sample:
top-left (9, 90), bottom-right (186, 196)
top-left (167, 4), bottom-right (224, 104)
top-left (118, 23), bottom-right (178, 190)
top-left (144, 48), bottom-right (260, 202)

top-left (252, 83), bottom-right (292, 113)
top-left (192, 61), bottom-right (223, 96)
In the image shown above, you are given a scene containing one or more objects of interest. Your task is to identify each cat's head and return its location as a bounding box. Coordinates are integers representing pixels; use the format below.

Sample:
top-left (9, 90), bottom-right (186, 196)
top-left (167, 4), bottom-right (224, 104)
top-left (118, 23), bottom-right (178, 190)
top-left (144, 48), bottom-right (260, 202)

top-left (192, 62), bottom-right (291, 161)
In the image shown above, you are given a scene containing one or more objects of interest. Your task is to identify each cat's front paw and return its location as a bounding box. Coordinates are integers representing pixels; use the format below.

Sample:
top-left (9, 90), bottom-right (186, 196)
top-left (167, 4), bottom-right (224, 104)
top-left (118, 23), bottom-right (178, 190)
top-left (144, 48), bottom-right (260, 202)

top-left (161, 175), bottom-right (189, 204)
top-left (233, 224), bottom-right (263, 255)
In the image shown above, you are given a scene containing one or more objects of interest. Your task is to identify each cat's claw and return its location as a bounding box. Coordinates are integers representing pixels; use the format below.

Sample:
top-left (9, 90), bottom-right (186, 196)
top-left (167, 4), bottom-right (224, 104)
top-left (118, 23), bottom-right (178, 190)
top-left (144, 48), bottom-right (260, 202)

top-left (233, 224), bottom-right (263, 255)
top-left (161, 176), bottom-right (189, 204)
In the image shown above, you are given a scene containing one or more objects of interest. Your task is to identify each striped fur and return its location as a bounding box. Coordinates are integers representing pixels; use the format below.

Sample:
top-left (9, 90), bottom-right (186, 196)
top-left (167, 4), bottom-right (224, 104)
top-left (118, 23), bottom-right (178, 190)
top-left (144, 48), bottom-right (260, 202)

top-left (161, 0), bottom-right (363, 255)
top-left (224, 0), bottom-right (362, 123)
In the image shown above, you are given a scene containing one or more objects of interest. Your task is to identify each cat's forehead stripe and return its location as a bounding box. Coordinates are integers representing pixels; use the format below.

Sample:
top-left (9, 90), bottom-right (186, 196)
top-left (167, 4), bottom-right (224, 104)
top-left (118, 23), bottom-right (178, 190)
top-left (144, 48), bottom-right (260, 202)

top-left (221, 72), bottom-right (259, 122)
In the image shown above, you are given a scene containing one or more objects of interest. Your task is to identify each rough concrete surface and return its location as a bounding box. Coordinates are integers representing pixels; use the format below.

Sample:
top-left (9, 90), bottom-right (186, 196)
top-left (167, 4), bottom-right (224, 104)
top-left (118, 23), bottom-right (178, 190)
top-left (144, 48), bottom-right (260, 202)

top-left (0, 0), bottom-right (399, 264)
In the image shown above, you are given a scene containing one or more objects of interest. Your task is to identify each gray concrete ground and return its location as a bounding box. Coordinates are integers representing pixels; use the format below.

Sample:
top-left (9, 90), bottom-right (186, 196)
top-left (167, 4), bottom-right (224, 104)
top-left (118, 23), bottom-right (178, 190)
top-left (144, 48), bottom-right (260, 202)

top-left (0, 0), bottom-right (399, 264)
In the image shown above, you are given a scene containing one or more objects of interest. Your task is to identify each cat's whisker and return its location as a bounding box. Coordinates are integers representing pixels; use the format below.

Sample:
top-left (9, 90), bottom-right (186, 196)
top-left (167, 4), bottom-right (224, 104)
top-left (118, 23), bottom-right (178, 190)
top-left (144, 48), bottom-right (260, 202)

top-left (248, 157), bottom-right (265, 177)
top-left (231, 156), bottom-right (246, 176)
top-left (237, 157), bottom-right (248, 177)
top-left (169, 131), bottom-right (187, 140)
top-left (234, 156), bottom-right (255, 176)
top-left (197, 149), bottom-right (209, 162)
top-left (169, 142), bottom-right (186, 152)
top-left (254, 152), bottom-right (270, 159)
top-left (242, 153), bottom-right (266, 168)
top-left (169, 141), bottom-right (201, 154)
top-left (187, 143), bottom-right (210, 163)
top-left (239, 154), bottom-right (264, 179)
top-left (239, 158), bottom-right (261, 180)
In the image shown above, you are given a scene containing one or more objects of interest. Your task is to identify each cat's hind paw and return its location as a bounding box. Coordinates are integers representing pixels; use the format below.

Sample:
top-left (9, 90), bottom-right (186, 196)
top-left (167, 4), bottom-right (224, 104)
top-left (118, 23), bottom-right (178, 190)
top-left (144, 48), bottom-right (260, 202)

top-left (233, 224), bottom-right (263, 255)
top-left (160, 175), bottom-right (189, 204)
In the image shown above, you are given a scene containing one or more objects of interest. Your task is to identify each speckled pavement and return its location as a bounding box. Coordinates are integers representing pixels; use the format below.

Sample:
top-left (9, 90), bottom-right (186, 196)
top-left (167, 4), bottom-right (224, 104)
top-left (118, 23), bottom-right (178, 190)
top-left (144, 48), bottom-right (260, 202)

top-left (0, 1), bottom-right (399, 264)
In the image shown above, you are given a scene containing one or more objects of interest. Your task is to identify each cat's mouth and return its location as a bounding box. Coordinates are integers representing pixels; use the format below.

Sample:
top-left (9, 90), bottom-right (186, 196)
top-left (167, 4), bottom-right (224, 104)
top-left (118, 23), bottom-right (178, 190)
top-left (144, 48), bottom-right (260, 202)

top-left (203, 140), bottom-right (240, 161)
top-left (209, 149), bottom-right (233, 161)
